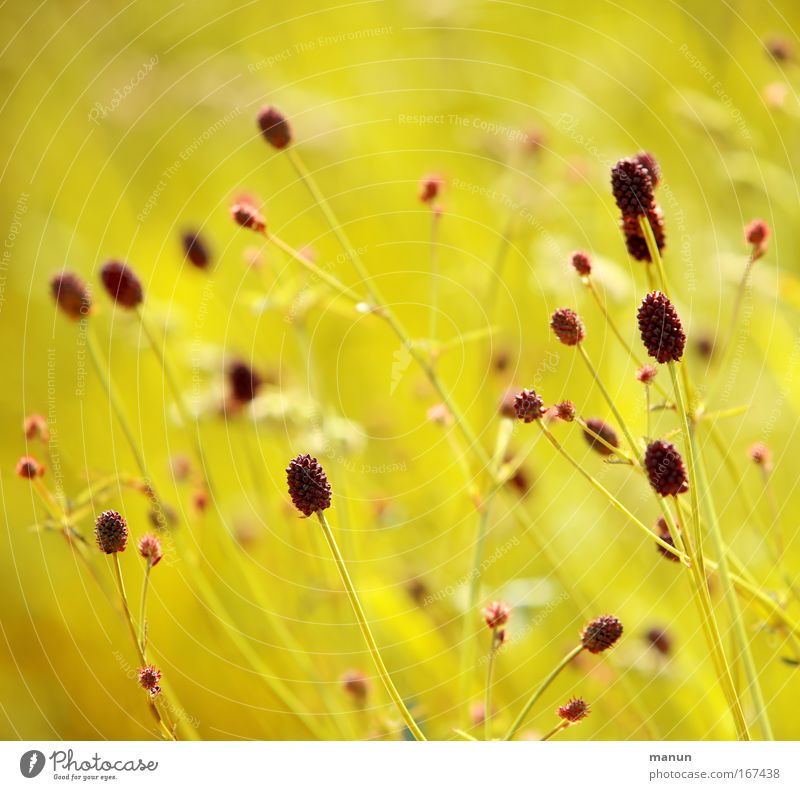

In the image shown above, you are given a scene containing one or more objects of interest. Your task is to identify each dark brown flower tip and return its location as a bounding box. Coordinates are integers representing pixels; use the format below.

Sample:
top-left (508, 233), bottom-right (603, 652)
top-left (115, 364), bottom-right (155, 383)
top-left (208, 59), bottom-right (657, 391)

top-left (582, 418), bottom-right (619, 456)
top-left (655, 516), bottom-right (681, 562)
top-left (419, 174), bottom-right (444, 204)
top-left (612, 158), bottom-right (656, 219)
top-left (554, 400), bottom-right (576, 422)
top-left (513, 388), bottom-right (545, 423)
top-left (16, 455), bottom-right (44, 479)
top-left (636, 364), bottom-right (658, 384)
top-left (138, 664), bottom-right (162, 696)
top-left (637, 290), bottom-right (686, 364)
top-left (257, 106), bottom-right (292, 149)
top-left (100, 261), bottom-right (143, 309)
top-left (550, 307), bottom-right (585, 346)
top-left (765, 36), bottom-right (793, 63)
top-left (95, 509), bottom-right (128, 554)
top-left (557, 697), bottom-right (590, 723)
top-left (581, 614), bottom-right (623, 653)
top-left (286, 453), bottom-right (332, 516)
top-left (137, 534), bottom-right (163, 567)
top-left (231, 202), bottom-right (266, 234)
top-left (645, 440), bottom-right (689, 497)
top-left (645, 626), bottom-right (672, 656)
top-left (748, 442), bottom-right (772, 471)
top-left (23, 414), bottom-right (49, 442)
top-left (570, 251), bottom-right (592, 277)
top-left (228, 360), bottom-right (262, 404)
top-left (182, 230), bottom-right (211, 269)
top-left (745, 219), bottom-right (770, 260)
top-left (341, 669), bottom-right (370, 703)
top-left (482, 600), bottom-right (512, 629)
top-left (634, 151), bottom-right (661, 188)
top-left (51, 272), bottom-right (92, 320)
top-left (622, 209), bottom-right (666, 262)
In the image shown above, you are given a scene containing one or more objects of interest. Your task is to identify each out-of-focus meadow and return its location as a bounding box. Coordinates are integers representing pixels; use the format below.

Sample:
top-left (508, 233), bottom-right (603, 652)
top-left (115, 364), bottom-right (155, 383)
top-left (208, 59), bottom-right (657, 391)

top-left (2, 0), bottom-right (800, 740)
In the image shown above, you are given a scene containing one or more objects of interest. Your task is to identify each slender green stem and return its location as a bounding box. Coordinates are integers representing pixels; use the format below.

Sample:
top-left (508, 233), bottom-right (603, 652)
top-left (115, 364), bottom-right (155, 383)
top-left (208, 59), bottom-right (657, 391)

top-left (577, 344), bottom-right (640, 456)
top-left (504, 644), bottom-right (584, 740)
top-left (690, 426), bottom-right (773, 739)
top-left (139, 562), bottom-right (152, 655)
top-left (315, 510), bottom-right (426, 741)
top-left (540, 721), bottom-right (570, 741)
top-left (668, 362), bottom-right (750, 740)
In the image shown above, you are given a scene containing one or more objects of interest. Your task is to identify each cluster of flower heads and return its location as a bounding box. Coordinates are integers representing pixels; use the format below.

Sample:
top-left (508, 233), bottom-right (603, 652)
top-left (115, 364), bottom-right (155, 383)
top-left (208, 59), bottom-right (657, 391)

top-left (611, 152), bottom-right (665, 262)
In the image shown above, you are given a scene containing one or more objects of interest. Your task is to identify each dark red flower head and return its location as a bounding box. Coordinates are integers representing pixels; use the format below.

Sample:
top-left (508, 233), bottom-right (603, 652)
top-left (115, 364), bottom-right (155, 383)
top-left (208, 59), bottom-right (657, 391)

top-left (419, 174), bottom-right (444, 204)
top-left (645, 440), bottom-right (689, 497)
top-left (645, 627), bottom-right (672, 656)
top-left (482, 600), bottom-right (512, 629)
top-left (634, 151), bottom-right (661, 188)
top-left (636, 364), bottom-right (658, 384)
top-left (228, 360), bottom-right (262, 404)
top-left (95, 509), bottom-right (128, 554)
top-left (286, 454), bottom-right (332, 516)
top-left (637, 290), bottom-right (686, 363)
top-left (570, 251), bottom-right (592, 277)
top-left (341, 669), bottom-right (370, 703)
top-left (100, 261), bottom-right (143, 309)
top-left (513, 389), bottom-right (545, 423)
top-left (581, 614), bottom-right (623, 653)
top-left (231, 202), bottom-right (266, 234)
top-left (582, 418), bottom-right (619, 456)
top-left (16, 455), bottom-right (44, 479)
top-left (51, 272), bottom-right (92, 319)
top-left (612, 158), bottom-right (656, 218)
top-left (748, 442), bottom-right (772, 471)
top-left (557, 697), bottom-right (590, 723)
top-left (655, 516), bottom-right (681, 562)
top-left (137, 534), bottom-right (163, 567)
top-left (182, 230), bottom-right (211, 269)
top-left (257, 106), bottom-right (292, 149)
top-left (550, 307), bottom-right (585, 346)
top-left (138, 664), bottom-right (162, 695)
top-left (554, 400), bottom-right (576, 422)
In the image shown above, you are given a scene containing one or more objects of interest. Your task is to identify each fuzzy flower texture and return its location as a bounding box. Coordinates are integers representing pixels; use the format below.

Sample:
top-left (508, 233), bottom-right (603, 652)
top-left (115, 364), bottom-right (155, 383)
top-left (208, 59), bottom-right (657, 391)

top-left (286, 454), bottom-right (332, 516)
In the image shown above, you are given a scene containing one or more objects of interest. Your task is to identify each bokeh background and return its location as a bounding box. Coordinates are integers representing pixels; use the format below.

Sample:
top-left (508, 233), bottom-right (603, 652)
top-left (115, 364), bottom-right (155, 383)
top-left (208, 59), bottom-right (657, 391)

top-left (2, 0), bottom-right (800, 740)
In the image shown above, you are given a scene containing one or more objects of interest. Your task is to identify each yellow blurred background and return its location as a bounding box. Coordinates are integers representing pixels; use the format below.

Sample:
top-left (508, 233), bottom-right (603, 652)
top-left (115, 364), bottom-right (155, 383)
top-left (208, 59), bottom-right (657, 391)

top-left (2, 0), bottom-right (800, 740)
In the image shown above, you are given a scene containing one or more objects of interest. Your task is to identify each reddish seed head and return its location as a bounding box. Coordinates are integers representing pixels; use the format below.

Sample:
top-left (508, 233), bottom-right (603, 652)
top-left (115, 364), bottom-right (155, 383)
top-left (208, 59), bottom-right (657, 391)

top-left (231, 202), bottom-right (266, 234)
top-left (611, 158), bottom-right (656, 218)
top-left (582, 418), bottom-right (620, 456)
top-left (16, 455), bottom-right (44, 480)
top-left (634, 151), bottom-right (661, 188)
top-left (748, 442), bottom-right (772, 470)
top-left (182, 230), bottom-right (211, 269)
top-left (94, 510), bottom-right (128, 554)
top-left (137, 534), bottom-right (163, 567)
top-left (228, 360), bottom-right (262, 405)
top-left (341, 669), bottom-right (370, 703)
top-left (550, 307), bottom-right (585, 346)
top-left (23, 414), bottom-right (49, 442)
top-left (100, 261), bottom-right (143, 309)
top-left (286, 453), bottom-right (332, 516)
top-left (483, 600), bottom-right (512, 629)
top-left (637, 291), bottom-right (686, 364)
top-left (513, 389), bottom-right (545, 423)
top-left (655, 516), bottom-right (681, 562)
top-left (557, 697), bottom-right (590, 723)
top-left (419, 174), bottom-right (444, 204)
top-left (745, 219), bottom-right (770, 260)
top-left (257, 106), bottom-right (292, 149)
top-left (645, 440), bottom-right (689, 497)
top-left (138, 664), bottom-right (162, 695)
top-left (621, 208), bottom-right (666, 263)
top-left (570, 251), bottom-right (592, 277)
top-left (50, 272), bottom-right (92, 320)
top-left (645, 627), bottom-right (672, 656)
top-left (636, 364), bottom-right (658, 384)
top-left (581, 614), bottom-right (623, 653)
top-left (554, 400), bottom-right (576, 422)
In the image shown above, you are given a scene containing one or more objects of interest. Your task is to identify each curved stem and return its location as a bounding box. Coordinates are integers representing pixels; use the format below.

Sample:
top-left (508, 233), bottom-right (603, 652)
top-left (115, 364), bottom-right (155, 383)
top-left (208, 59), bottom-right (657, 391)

top-left (484, 633), bottom-right (498, 741)
top-left (504, 644), bottom-right (584, 740)
top-left (139, 562), bottom-right (152, 655)
top-left (316, 510), bottom-right (426, 741)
